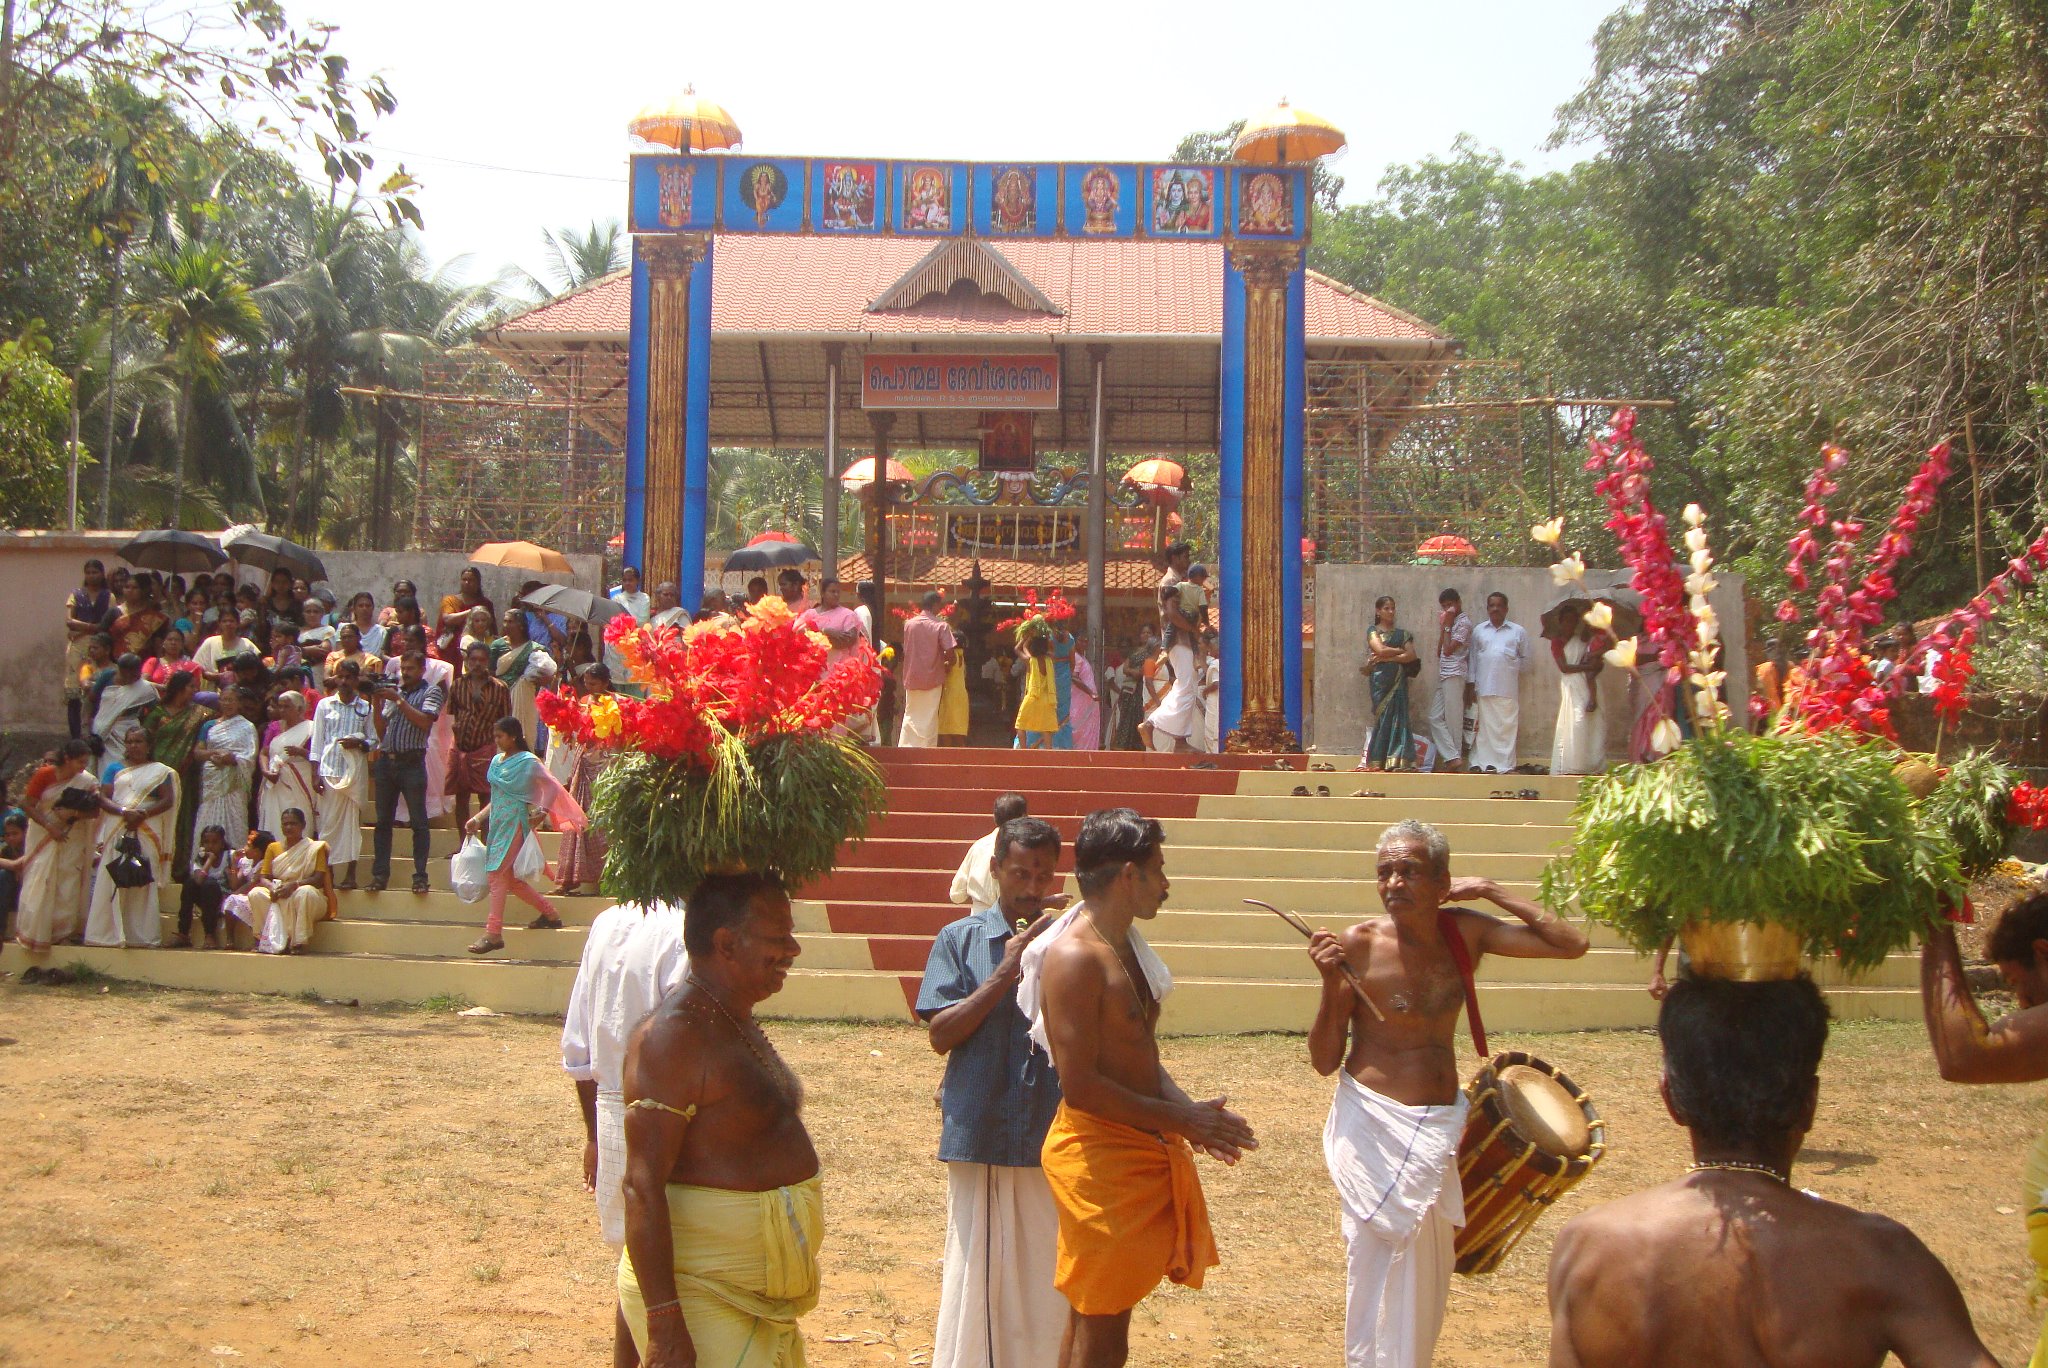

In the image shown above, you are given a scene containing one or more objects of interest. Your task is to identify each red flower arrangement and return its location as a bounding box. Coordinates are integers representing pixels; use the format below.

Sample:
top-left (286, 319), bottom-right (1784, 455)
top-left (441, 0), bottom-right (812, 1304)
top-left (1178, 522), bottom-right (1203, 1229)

top-left (995, 587), bottom-right (1076, 642)
top-left (535, 596), bottom-right (881, 768)
top-left (2007, 781), bottom-right (2048, 831)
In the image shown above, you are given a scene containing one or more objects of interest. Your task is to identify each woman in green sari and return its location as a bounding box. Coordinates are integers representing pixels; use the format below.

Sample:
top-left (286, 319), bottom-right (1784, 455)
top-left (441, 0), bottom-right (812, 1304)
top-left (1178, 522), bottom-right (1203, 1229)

top-left (143, 670), bottom-right (213, 879)
top-left (1358, 595), bottom-right (1419, 771)
top-left (491, 607), bottom-right (558, 755)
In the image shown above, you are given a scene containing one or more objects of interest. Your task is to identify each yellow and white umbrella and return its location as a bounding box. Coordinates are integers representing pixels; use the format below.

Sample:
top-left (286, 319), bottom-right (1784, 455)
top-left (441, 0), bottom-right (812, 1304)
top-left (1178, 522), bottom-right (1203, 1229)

top-left (628, 87), bottom-right (743, 153)
top-left (1230, 99), bottom-right (1347, 165)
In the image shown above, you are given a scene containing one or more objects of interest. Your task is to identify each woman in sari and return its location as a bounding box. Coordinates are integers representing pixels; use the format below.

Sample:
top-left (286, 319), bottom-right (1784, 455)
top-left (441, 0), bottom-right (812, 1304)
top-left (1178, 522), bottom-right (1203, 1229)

top-left (550, 665), bottom-right (614, 896)
top-left (192, 686), bottom-right (258, 851)
top-left (458, 605), bottom-right (498, 662)
top-left (436, 567), bottom-right (495, 660)
top-left (1358, 596), bottom-right (1419, 772)
top-left (323, 621), bottom-right (381, 684)
top-left (259, 691), bottom-right (319, 837)
top-left (1048, 626), bottom-right (1078, 749)
top-left (84, 726), bottom-right (179, 947)
top-left (492, 608), bottom-right (557, 753)
top-left (109, 579), bottom-right (168, 660)
top-left (937, 645), bottom-right (970, 746)
top-left (14, 741), bottom-right (98, 951)
top-left (464, 717), bottom-right (583, 955)
top-left (1068, 648), bottom-right (1102, 750)
top-left (142, 628), bottom-right (205, 689)
top-left (248, 807), bottom-right (334, 954)
top-left (1550, 605), bottom-right (1611, 775)
top-left (144, 671), bottom-right (212, 879)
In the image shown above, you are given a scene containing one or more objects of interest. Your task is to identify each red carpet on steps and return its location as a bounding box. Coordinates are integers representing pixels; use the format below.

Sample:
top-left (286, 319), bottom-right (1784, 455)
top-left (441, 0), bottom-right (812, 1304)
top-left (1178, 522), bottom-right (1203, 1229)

top-left (808, 747), bottom-right (1306, 1011)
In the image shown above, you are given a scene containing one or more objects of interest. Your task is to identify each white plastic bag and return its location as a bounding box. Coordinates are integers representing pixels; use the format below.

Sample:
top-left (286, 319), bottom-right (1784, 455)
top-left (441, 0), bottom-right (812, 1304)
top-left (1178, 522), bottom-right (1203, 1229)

top-left (513, 830), bottom-right (545, 882)
top-left (449, 835), bottom-right (489, 904)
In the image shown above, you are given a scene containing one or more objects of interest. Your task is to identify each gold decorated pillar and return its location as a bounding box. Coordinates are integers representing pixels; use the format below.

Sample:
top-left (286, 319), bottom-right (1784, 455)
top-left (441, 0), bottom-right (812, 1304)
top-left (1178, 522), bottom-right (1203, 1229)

top-left (1226, 242), bottom-right (1301, 753)
top-left (638, 234), bottom-right (708, 586)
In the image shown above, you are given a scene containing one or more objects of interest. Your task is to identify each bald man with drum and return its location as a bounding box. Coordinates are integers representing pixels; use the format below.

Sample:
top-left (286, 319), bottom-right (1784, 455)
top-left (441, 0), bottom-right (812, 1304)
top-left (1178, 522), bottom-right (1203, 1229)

top-left (1307, 818), bottom-right (1588, 1367)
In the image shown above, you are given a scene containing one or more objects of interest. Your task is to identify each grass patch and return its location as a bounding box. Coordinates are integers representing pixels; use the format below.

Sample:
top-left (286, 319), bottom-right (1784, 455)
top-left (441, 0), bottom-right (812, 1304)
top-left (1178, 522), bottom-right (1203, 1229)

top-left (414, 993), bottom-right (474, 1014)
top-left (470, 1263), bottom-right (501, 1284)
top-left (57, 961), bottom-right (113, 986)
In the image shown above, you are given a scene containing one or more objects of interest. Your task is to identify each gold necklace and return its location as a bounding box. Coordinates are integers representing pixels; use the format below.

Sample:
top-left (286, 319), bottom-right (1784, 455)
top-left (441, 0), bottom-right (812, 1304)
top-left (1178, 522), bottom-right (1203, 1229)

top-left (1688, 1160), bottom-right (1790, 1184)
top-left (687, 975), bottom-right (799, 1102)
top-left (1082, 909), bottom-right (1152, 1015)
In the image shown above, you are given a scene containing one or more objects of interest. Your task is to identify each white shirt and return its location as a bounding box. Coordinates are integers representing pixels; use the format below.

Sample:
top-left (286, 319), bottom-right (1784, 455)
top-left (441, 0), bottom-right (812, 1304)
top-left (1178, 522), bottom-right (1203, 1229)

top-left (561, 903), bottom-right (689, 1092)
top-left (309, 692), bottom-right (375, 776)
top-left (1436, 612), bottom-right (1473, 679)
top-left (949, 829), bottom-right (1000, 909)
top-left (650, 606), bottom-right (688, 628)
top-left (1468, 619), bottom-right (1530, 699)
top-left (610, 589), bottom-right (651, 623)
top-left (357, 621), bottom-right (389, 656)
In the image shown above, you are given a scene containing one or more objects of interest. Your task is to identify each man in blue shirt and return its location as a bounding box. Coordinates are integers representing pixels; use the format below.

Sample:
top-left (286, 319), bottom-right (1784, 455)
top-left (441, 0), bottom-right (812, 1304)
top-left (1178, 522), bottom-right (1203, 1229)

top-left (916, 816), bottom-right (1069, 1368)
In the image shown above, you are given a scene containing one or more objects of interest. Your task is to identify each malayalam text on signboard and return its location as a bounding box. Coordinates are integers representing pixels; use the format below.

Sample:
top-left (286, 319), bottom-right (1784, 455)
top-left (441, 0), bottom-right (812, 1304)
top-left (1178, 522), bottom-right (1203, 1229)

top-left (861, 354), bottom-right (1061, 411)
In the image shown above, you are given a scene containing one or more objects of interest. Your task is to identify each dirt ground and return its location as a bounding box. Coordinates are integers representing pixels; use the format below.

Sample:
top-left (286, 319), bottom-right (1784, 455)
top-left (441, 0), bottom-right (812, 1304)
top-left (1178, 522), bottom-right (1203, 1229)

top-left (1, 979), bottom-right (2043, 1367)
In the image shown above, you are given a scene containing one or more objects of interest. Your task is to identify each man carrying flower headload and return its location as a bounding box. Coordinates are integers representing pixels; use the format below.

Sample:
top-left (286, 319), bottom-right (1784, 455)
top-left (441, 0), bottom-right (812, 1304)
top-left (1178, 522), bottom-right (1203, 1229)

top-left (1551, 973), bottom-right (1996, 1368)
top-left (1924, 891), bottom-right (2048, 1367)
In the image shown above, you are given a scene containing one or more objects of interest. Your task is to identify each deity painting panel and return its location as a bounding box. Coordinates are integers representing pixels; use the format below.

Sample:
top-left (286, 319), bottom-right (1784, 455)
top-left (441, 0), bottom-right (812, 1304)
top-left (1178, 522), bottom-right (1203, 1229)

top-left (897, 164), bottom-right (964, 236)
top-left (978, 411), bottom-right (1036, 472)
top-left (718, 158), bottom-right (805, 233)
top-left (1232, 167), bottom-right (1303, 238)
top-left (815, 161), bottom-right (882, 233)
top-left (971, 165), bottom-right (1055, 237)
top-left (1147, 167), bottom-right (1218, 237)
top-left (1061, 164), bottom-right (1136, 237)
top-left (629, 156), bottom-right (715, 233)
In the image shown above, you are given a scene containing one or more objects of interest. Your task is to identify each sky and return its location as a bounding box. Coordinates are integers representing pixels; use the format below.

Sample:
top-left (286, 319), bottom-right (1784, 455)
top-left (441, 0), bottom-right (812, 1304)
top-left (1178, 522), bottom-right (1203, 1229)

top-left (288, 0), bottom-right (1619, 289)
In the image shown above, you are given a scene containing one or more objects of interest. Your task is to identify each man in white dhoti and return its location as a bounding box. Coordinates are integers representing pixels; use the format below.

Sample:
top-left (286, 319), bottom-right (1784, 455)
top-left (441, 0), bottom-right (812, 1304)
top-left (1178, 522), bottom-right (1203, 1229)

top-left (84, 727), bottom-right (179, 948)
top-left (1465, 594), bottom-right (1529, 774)
top-left (949, 793), bottom-right (1029, 910)
top-left (1141, 543), bottom-right (1204, 754)
top-left (1305, 820), bottom-right (1587, 1367)
top-left (897, 591), bottom-right (957, 747)
top-left (1425, 591), bottom-right (1472, 773)
top-left (916, 817), bottom-right (1070, 1368)
top-left (561, 900), bottom-right (688, 1367)
top-left (310, 661), bottom-right (375, 888)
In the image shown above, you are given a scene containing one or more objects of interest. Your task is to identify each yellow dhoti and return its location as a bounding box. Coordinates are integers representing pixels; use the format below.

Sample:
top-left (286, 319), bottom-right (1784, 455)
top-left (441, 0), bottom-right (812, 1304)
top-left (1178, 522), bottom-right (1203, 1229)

top-left (1040, 1102), bottom-right (1218, 1316)
top-left (2027, 1128), bottom-right (2048, 1368)
top-left (619, 1177), bottom-right (824, 1367)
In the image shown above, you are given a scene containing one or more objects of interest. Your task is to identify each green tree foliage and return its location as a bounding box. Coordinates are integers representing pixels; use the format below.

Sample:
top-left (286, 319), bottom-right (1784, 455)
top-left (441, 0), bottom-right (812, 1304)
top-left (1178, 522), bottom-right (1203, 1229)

top-left (0, 329), bottom-right (71, 525)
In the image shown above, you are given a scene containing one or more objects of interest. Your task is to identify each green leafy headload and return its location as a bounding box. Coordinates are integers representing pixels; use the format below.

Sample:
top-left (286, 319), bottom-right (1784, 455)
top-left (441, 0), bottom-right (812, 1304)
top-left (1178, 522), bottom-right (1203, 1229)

top-left (591, 734), bottom-right (888, 904)
top-left (1541, 728), bottom-right (1961, 972)
top-left (1915, 748), bottom-right (2021, 880)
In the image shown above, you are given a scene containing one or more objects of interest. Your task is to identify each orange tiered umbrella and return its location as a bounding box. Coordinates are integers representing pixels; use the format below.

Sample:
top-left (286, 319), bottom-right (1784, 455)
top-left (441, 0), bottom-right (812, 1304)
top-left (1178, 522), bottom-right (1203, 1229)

top-left (628, 87), bottom-right (743, 152)
top-left (1122, 458), bottom-right (1186, 509)
top-left (471, 540), bottom-right (573, 574)
top-left (1414, 534), bottom-right (1479, 566)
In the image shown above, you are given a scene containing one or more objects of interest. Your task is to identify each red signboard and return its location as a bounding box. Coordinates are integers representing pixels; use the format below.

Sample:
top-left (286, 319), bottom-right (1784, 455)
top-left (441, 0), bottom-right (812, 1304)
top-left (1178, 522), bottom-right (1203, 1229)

top-left (861, 353), bottom-right (1061, 411)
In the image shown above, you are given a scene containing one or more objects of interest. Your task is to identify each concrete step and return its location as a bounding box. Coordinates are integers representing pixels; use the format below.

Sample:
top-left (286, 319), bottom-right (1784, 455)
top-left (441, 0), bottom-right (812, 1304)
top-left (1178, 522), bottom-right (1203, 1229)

top-left (358, 827), bottom-right (565, 858)
top-left (843, 830), bottom-right (1568, 873)
top-left (880, 763), bottom-right (1245, 796)
top-left (1191, 794), bottom-right (1575, 823)
top-left (1262, 768), bottom-right (1585, 801)
top-left (873, 746), bottom-right (1296, 772)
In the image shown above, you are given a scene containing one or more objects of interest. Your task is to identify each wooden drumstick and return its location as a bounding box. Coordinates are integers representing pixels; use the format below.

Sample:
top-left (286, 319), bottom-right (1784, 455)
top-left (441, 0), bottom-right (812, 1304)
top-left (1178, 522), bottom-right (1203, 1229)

top-left (1244, 898), bottom-right (1386, 1021)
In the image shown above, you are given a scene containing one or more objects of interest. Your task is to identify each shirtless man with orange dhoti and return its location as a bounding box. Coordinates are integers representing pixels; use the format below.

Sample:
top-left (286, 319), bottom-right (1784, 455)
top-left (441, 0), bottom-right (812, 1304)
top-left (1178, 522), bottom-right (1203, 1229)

top-left (1020, 807), bottom-right (1257, 1368)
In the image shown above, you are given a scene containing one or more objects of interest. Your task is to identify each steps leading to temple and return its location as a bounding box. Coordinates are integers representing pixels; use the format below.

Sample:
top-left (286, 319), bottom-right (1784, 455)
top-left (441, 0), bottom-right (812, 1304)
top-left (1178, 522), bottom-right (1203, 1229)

top-left (1, 748), bottom-right (1923, 1030)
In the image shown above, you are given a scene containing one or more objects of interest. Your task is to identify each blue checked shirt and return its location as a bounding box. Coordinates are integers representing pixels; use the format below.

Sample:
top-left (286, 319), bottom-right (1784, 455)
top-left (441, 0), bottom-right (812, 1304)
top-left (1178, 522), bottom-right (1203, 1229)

top-left (915, 907), bottom-right (1063, 1167)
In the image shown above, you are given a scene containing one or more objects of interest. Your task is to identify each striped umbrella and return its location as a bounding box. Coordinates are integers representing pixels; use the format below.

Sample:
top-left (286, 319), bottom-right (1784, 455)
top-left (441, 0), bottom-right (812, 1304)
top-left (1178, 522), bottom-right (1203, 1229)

top-left (628, 88), bottom-right (743, 152)
top-left (1230, 99), bottom-right (1348, 164)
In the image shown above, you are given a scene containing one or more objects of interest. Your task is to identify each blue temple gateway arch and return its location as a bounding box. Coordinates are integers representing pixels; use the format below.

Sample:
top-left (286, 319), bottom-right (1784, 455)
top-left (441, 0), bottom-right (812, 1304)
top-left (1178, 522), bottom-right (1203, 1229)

top-left (520, 150), bottom-right (1453, 750)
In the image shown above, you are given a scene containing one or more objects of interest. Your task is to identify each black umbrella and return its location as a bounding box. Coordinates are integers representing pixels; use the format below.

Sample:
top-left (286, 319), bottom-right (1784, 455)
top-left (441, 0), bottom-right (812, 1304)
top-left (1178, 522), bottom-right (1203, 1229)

top-left (520, 583), bottom-right (626, 627)
top-left (722, 540), bottom-right (819, 574)
top-left (119, 529), bottom-right (225, 573)
top-left (222, 528), bottom-right (328, 582)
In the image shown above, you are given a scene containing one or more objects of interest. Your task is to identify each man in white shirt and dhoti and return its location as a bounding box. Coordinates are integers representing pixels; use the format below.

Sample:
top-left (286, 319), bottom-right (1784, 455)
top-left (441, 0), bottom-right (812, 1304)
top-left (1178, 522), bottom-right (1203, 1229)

top-left (949, 794), bottom-right (1028, 911)
top-left (916, 817), bottom-right (1070, 1368)
top-left (1142, 542), bottom-right (1204, 754)
top-left (561, 900), bottom-right (688, 1367)
top-left (1465, 594), bottom-right (1529, 774)
top-left (310, 662), bottom-right (376, 889)
top-left (898, 591), bottom-right (957, 748)
top-left (1304, 820), bottom-right (1587, 1367)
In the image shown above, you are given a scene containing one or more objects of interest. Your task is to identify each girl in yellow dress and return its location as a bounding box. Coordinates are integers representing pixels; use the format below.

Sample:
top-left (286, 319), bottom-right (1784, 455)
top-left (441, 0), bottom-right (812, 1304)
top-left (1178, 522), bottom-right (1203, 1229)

top-left (1014, 634), bottom-right (1060, 748)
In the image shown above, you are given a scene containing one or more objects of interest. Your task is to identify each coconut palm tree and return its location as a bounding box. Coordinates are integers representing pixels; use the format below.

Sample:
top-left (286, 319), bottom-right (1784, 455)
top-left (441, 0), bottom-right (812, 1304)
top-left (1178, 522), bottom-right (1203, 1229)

top-left (133, 240), bottom-right (265, 526)
top-left (518, 220), bottom-right (625, 301)
top-left (72, 83), bottom-right (177, 526)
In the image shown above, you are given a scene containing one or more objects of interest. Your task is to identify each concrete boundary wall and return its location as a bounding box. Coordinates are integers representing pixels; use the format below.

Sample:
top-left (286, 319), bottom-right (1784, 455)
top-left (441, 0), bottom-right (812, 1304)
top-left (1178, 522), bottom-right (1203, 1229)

top-left (1309, 563), bottom-right (1749, 764)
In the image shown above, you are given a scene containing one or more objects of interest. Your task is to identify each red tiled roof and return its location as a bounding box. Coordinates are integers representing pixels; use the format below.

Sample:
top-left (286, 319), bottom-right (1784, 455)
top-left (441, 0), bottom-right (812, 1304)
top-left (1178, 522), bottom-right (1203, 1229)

top-left (492, 238), bottom-right (1444, 346)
